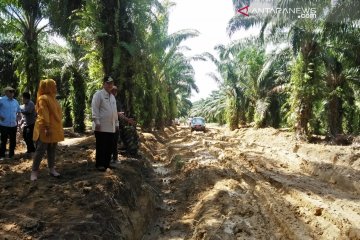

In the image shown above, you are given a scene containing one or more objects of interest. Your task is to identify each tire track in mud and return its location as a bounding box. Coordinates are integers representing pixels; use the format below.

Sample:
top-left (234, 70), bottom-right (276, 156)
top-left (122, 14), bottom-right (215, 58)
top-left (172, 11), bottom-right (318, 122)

top-left (228, 151), bottom-right (360, 239)
top-left (143, 126), bottom-right (360, 240)
top-left (209, 129), bottom-right (360, 239)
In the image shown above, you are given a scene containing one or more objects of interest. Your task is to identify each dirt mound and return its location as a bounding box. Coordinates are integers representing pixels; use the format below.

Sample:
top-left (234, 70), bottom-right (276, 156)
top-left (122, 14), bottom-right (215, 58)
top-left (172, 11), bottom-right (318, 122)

top-left (0, 134), bottom-right (159, 239)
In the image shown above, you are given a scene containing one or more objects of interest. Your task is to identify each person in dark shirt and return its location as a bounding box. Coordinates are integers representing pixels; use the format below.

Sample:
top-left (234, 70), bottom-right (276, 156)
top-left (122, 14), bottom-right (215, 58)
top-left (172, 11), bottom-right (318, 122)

top-left (20, 92), bottom-right (36, 153)
top-left (110, 85), bottom-right (138, 159)
top-left (110, 86), bottom-right (122, 163)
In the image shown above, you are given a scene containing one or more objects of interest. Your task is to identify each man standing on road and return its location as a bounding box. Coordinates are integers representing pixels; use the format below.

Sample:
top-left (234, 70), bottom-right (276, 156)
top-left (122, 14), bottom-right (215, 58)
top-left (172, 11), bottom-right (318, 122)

top-left (91, 76), bottom-right (119, 171)
top-left (0, 86), bottom-right (21, 160)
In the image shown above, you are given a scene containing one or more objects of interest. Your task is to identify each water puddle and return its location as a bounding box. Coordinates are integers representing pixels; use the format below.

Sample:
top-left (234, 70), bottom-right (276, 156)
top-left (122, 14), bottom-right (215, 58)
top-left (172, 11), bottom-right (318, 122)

top-left (192, 151), bottom-right (219, 165)
top-left (171, 141), bottom-right (199, 148)
top-left (153, 163), bottom-right (171, 175)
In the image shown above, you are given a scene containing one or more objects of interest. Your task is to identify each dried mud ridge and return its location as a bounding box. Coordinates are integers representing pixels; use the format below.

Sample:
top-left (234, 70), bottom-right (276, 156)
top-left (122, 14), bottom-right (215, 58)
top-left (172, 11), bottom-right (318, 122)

top-left (1, 126), bottom-right (360, 239)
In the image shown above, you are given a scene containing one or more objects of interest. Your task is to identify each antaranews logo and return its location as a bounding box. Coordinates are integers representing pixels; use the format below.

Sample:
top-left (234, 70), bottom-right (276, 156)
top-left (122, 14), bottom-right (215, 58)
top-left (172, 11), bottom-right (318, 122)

top-left (237, 5), bottom-right (250, 16)
top-left (237, 0), bottom-right (317, 19)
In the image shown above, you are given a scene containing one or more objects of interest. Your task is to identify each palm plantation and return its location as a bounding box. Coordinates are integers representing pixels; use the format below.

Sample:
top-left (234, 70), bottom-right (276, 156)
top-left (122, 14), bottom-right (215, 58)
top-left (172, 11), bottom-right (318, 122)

top-left (0, 0), bottom-right (359, 137)
top-left (0, 0), bottom-right (198, 132)
top-left (194, 0), bottom-right (360, 140)
top-left (1, 1), bottom-right (360, 239)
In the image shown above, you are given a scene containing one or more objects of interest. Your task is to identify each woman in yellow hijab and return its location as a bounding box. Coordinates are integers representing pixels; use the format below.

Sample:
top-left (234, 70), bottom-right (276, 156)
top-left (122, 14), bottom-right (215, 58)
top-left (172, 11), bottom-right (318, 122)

top-left (31, 79), bottom-right (64, 181)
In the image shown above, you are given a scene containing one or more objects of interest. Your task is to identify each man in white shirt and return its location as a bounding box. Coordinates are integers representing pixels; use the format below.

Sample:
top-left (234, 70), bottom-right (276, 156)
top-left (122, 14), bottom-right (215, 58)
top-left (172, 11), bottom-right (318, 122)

top-left (91, 76), bottom-right (119, 171)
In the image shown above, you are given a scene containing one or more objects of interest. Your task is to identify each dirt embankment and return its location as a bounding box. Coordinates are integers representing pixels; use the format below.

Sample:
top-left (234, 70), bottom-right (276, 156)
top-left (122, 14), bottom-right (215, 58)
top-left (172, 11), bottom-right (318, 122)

top-left (1, 126), bottom-right (360, 240)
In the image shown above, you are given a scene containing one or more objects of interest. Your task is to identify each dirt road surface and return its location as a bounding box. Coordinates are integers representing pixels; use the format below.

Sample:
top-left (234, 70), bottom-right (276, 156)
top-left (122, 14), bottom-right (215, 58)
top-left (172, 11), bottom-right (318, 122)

top-left (143, 125), bottom-right (360, 240)
top-left (0, 125), bottom-right (359, 239)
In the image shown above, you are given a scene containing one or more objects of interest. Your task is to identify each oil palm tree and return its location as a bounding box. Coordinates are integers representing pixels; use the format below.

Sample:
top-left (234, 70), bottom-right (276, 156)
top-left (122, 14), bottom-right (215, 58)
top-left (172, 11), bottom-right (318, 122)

top-left (0, 0), bottom-right (46, 96)
top-left (228, 0), bottom-right (330, 139)
top-left (204, 43), bottom-right (247, 130)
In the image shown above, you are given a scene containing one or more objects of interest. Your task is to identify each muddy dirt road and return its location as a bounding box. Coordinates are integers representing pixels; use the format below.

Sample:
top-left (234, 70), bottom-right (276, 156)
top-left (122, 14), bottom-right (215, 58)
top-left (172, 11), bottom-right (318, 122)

top-left (143, 125), bottom-right (360, 240)
top-left (0, 125), bottom-right (359, 239)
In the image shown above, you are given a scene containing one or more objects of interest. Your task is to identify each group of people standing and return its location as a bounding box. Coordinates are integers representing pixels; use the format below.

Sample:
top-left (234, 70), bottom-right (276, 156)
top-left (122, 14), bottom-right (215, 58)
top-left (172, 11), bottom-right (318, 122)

top-left (0, 86), bottom-right (37, 159)
top-left (0, 79), bottom-right (64, 181)
top-left (0, 76), bottom-right (133, 180)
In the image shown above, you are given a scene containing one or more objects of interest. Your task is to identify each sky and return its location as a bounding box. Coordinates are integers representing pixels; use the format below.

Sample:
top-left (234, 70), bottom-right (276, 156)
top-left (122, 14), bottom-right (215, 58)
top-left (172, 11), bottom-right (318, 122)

top-left (167, 0), bottom-right (236, 102)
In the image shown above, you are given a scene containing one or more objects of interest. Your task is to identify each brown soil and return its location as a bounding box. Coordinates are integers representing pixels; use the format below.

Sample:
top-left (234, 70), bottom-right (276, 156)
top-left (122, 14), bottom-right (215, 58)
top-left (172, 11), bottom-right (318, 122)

top-left (1, 125), bottom-right (359, 240)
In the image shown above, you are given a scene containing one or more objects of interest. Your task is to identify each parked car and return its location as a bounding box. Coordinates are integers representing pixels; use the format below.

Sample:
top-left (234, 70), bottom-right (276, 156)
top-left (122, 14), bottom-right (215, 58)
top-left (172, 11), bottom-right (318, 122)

top-left (190, 117), bottom-right (206, 132)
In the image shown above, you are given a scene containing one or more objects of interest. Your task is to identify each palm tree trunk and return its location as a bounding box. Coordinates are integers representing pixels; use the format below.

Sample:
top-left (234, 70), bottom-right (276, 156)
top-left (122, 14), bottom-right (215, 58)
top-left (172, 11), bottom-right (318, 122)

top-left (24, 27), bottom-right (40, 96)
top-left (63, 100), bottom-right (73, 127)
top-left (227, 96), bottom-right (240, 130)
top-left (155, 94), bottom-right (165, 130)
top-left (328, 95), bottom-right (343, 136)
top-left (71, 70), bottom-right (86, 133)
top-left (324, 57), bottom-right (344, 137)
top-left (293, 42), bottom-right (319, 141)
top-left (141, 68), bottom-right (156, 131)
top-left (117, 0), bottom-right (135, 116)
top-left (99, 0), bottom-right (116, 76)
top-left (167, 89), bottom-right (177, 126)
top-left (295, 100), bottom-right (312, 140)
top-left (345, 95), bottom-right (355, 133)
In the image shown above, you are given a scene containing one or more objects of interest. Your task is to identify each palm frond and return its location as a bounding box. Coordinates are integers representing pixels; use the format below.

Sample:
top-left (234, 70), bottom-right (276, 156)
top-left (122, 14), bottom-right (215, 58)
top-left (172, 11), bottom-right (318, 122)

top-left (227, 14), bottom-right (265, 37)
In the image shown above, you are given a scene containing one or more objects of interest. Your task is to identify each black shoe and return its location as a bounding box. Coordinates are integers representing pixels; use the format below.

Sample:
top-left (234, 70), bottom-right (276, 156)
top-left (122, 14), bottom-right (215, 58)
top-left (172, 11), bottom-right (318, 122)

top-left (96, 166), bottom-right (106, 172)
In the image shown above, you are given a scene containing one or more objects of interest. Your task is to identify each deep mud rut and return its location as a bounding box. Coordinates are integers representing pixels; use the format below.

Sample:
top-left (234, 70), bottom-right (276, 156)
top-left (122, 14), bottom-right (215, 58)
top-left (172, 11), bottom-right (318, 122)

top-left (143, 125), bottom-right (360, 240)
